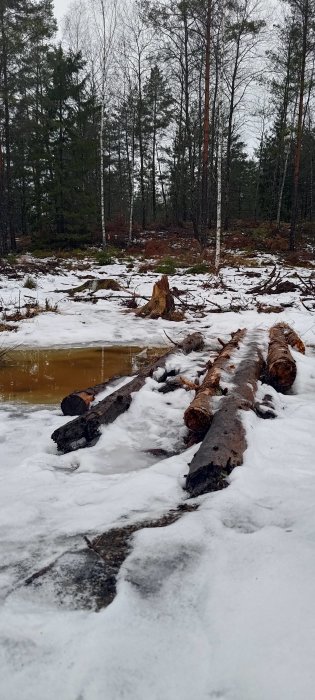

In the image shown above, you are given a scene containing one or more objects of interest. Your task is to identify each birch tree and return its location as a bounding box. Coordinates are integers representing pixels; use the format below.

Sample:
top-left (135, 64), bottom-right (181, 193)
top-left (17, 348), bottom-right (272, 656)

top-left (93, 0), bottom-right (118, 248)
top-left (215, 0), bottom-right (225, 271)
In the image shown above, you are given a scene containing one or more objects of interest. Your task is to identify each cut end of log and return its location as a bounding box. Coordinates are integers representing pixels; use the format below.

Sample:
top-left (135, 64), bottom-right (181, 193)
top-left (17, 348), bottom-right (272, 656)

top-left (266, 325), bottom-right (298, 393)
top-left (61, 392), bottom-right (95, 416)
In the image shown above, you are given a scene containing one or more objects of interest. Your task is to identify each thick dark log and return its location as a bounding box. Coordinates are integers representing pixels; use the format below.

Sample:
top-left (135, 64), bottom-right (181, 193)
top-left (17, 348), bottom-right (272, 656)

top-left (266, 325), bottom-right (297, 393)
top-left (61, 376), bottom-right (122, 416)
top-left (186, 332), bottom-right (264, 497)
top-left (184, 328), bottom-right (246, 432)
top-left (52, 332), bottom-right (204, 453)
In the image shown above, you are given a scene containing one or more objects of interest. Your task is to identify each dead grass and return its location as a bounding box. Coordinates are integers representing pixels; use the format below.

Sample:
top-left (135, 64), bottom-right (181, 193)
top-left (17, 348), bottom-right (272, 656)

top-left (0, 322), bottom-right (17, 332)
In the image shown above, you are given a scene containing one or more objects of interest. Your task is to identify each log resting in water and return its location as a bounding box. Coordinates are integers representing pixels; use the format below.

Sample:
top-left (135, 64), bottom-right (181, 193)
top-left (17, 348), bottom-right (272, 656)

top-left (186, 331), bottom-right (264, 497)
top-left (61, 377), bottom-right (122, 416)
top-left (52, 332), bottom-right (204, 453)
top-left (184, 328), bottom-right (246, 433)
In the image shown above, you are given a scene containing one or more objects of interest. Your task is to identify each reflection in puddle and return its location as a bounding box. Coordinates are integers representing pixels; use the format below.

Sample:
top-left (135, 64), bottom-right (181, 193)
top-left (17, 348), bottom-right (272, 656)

top-left (0, 346), bottom-right (164, 404)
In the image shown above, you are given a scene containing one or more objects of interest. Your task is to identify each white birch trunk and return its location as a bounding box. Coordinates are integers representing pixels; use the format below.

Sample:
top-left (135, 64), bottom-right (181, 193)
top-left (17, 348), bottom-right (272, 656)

top-left (128, 111), bottom-right (135, 245)
top-left (129, 156), bottom-right (134, 245)
top-left (97, 0), bottom-right (118, 249)
top-left (100, 94), bottom-right (106, 248)
top-left (215, 3), bottom-right (225, 272)
top-left (276, 99), bottom-right (298, 228)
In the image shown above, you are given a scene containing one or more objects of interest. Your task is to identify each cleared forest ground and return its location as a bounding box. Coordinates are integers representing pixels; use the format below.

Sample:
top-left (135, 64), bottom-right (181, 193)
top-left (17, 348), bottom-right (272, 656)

top-left (0, 243), bottom-right (315, 700)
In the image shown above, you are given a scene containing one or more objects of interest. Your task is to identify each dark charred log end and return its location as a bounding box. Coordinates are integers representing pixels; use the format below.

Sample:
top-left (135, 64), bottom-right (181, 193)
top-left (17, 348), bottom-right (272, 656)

top-left (61, 394), bottom-right (89, 416)
top-left (186, 463), bottom-right (230, 498)
top-left (255, 406), bottom-right (277, 420)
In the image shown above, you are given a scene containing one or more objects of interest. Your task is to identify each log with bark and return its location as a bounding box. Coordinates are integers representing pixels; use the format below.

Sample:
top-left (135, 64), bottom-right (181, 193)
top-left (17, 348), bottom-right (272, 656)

top-left (274, 322), bottom-right (305, 354)
top-left (52, 332), bottom-right (204, 453)
top-left (265, 323), bottom-right (303, 393)
top-left (61, 376), bottom-right (122, 416)
top-left (186, 331), bottom-right (264, 497)
top-left (136, 275), bottom-right (183, 321)
top-left (184, 329), bottom-right (246, 433)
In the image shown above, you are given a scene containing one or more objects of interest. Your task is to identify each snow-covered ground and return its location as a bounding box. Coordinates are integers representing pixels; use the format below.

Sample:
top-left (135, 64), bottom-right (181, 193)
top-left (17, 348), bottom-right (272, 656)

top-left (0, 256), bottom-right (315, 700)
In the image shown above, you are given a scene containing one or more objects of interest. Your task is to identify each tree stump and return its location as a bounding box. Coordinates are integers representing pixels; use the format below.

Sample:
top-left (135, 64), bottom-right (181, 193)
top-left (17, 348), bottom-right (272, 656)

top-left (136, 275), bottom-right (181, 320)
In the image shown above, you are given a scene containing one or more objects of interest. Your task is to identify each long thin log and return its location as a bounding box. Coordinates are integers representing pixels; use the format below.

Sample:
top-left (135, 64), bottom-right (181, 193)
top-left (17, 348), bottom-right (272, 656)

top-left (186, 331), bottom-right (264, 497)
top-left (266, 325), bottom-right (297, 393)
top-left (52, 333), bottom-right (204, 453)
top-left (184, 328), bottom-right (246, 433)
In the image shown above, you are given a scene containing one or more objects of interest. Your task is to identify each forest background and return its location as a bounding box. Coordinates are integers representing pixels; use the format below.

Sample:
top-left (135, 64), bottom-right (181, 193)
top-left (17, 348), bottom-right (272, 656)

top-left (1, 0), bottom-right (314, 256)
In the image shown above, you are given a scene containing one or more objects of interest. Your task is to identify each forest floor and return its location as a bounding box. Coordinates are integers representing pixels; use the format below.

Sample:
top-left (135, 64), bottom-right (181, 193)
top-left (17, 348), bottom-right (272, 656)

top-left (0, 236), bottom-right (315, 700)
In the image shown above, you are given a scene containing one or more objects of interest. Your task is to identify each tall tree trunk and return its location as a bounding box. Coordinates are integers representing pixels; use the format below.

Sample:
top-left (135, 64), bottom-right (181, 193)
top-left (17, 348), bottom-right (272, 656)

top-left (183, 7), bottom-right (197, 237)
top-left (224, 29), bottom-right (241, 231)
top-left (137, 55), bottom-right (146, 229)
top-left (254, 117), bottom-right (265, 222)
top-left (276, 98), bottom-right (298, 228)
top-left (290, 1), bottom-right (309, 251)
top-left (215, 2), bottom-right (225, 271)
top-left (1, 7), bottom-right (15, 251)
top-left (108, 128), bottom-right (111, 220)
top-left (201, 0), bottom-right (212, 241)
top-left (100, 96), bottom-right (106, 247)
top-left (152, 92), bottom-right (157, 220)
top-left (156, 143), bottom-right (167, 215)
top-left (129, 113), bottom-right (135, 245)
top-left (0, 141), bottom-right (7, 253)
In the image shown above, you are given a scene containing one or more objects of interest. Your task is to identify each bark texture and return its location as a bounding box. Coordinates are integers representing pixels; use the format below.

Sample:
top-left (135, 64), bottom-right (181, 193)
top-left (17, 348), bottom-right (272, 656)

top-left (266, 324), bottom-right (298, 393)
top-left (275, 322), bottom-right (305, 355)
top-left (186, 331), bottom-right (264, 497)
top-left (184, 328), bottom-right (246, 432)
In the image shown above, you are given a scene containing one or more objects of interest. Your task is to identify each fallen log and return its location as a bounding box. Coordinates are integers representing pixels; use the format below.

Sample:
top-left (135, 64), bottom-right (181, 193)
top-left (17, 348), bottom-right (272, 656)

top-left (136, 275), bottom-right (183, 321)
top-left (273, 322), bottom-right (305, 355)
top-left (52, 332), bottom-right (204, 453)
top-left (184, 329), bottom-right (246, 433)
top-left (266, 324), bottom-right (298, 393)
top-left (61, 376), bottom-right (122, 416)
top-left (186, 331), bottom-right (264, 497)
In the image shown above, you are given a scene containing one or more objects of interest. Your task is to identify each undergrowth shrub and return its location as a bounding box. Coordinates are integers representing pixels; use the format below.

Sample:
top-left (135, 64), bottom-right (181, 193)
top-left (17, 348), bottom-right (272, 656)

top-left (23, 276), bottom-right (37, 289)
top-left (155, 257), bottom-right (177, 275)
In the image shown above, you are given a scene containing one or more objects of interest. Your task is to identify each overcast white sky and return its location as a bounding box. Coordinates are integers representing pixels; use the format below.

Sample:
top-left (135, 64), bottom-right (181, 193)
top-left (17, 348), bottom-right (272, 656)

top-left (53, 0), bottom-right (71, 23)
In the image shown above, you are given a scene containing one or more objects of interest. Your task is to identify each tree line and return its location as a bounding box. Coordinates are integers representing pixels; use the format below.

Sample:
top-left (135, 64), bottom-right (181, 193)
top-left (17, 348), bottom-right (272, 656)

top-left (0, 0), bottom-right (315, 254)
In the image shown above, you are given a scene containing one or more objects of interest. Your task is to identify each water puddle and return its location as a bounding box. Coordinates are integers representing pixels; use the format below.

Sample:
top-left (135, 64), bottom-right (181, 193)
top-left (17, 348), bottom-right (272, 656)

top-left (0, 346), bottom-right (165, 405)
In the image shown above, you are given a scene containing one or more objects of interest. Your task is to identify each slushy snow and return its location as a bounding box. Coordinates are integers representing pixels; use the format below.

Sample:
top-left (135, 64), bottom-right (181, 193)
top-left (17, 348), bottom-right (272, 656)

top-left (0, 257), bottom-right (315, 700)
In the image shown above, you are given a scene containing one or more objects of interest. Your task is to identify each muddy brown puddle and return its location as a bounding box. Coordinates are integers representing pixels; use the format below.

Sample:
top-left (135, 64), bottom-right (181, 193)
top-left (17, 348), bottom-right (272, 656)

top-left (0, 346), bottom-right (164, 404)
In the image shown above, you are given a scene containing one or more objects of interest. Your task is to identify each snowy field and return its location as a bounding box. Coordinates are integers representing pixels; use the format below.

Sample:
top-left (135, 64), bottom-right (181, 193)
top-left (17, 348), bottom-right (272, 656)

top-left (0, 255), bottom-right (315, 700)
